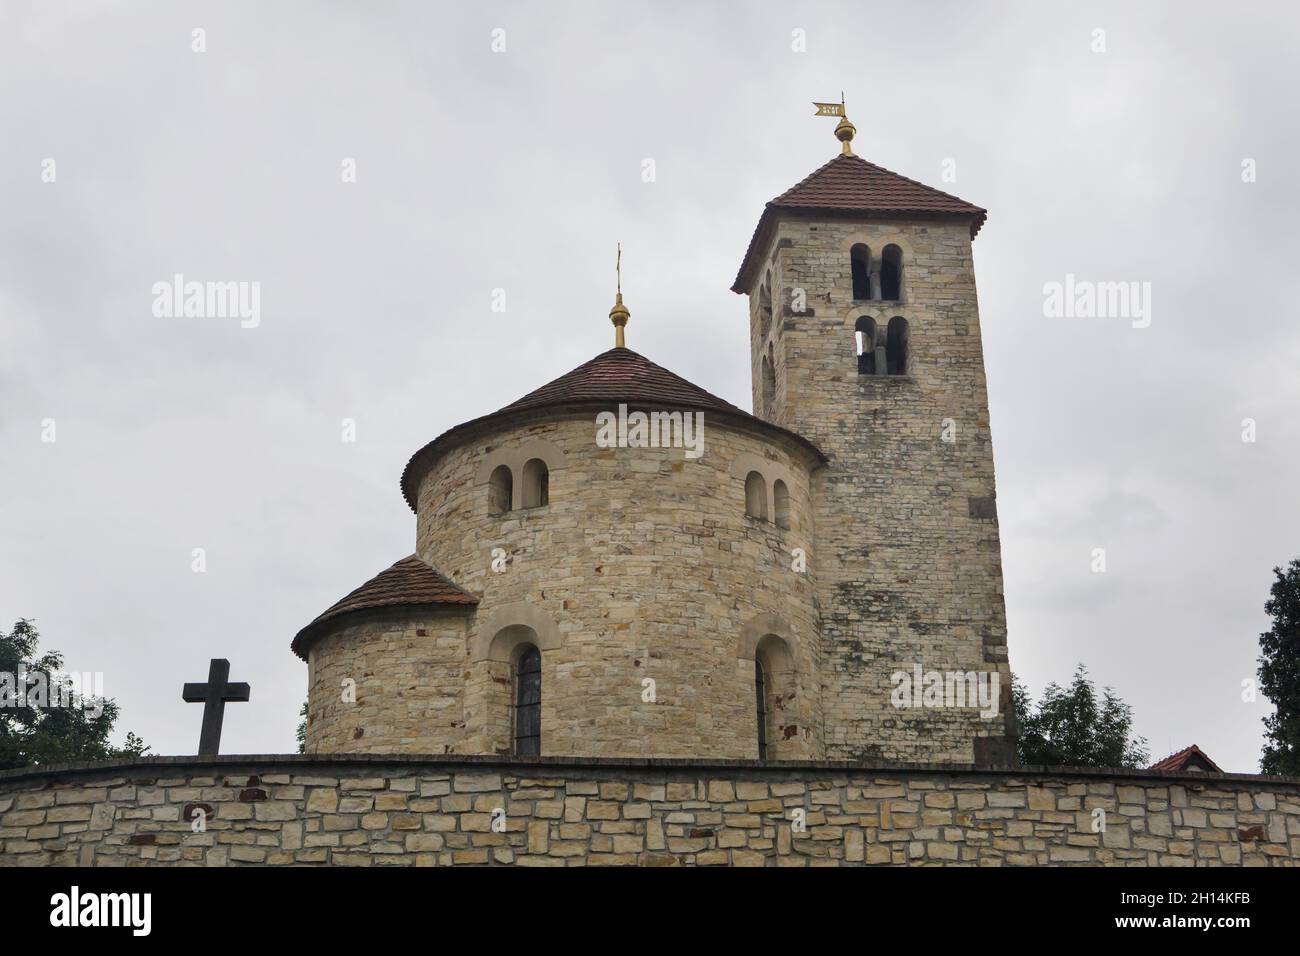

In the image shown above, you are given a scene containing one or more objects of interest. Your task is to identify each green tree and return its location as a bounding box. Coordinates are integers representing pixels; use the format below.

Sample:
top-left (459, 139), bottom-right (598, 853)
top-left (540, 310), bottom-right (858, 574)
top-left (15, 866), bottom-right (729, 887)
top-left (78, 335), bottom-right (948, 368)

top-left (0, 619), bottom-right (149, 770)
top-left (1258, 559), bottom-right (1300, 776)
top-left (1013, 664), bottom-right (1148, 768)
top-left (296, 699), bottom-right (307, 754)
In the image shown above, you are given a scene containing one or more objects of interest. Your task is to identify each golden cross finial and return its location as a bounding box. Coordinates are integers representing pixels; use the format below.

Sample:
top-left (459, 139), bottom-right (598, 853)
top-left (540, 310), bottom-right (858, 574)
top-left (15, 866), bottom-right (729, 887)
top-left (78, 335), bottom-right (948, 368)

top-left (813, 93), bottom-right (855, 156)
top-left (609, 242), bottom-right (630, 348)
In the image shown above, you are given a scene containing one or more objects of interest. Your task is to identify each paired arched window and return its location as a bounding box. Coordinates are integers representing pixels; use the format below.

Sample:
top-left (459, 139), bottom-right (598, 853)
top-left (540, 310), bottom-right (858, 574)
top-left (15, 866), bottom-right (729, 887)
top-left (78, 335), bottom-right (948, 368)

top-left (744, 471), bottom-right (768, 520)
top-left (758, 276), bottom-right (773, 339)
top-left (489, 464), bottom-right (513, 513)
top-left (855, 315), bottom-right (909, 376)
top-left (522, 458), bottom-right (549, 509)
top-left (513, 644), bottom-right (541, 757)
top-left (487, 457), bottom-right (553, 513)
top-left (849, 242), bottom-right (903, 302)
top-left (886, 316), bottom-right (909, 375)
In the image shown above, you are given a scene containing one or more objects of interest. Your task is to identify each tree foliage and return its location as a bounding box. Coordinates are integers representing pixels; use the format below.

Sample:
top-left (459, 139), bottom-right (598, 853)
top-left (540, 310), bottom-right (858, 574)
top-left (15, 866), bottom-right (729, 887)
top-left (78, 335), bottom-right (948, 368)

top-left (1258, 559), bottom-right (1300, 776)
top-left (1013, 663), bottom-right (1148, 768)
top-left (0, 619), bottom-right (149, 770)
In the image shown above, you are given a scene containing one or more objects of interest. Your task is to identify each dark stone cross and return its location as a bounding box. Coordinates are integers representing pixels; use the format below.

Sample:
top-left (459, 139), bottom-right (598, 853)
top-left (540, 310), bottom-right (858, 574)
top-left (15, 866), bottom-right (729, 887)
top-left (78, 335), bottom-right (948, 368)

top-left (182, 659), bottom-right (251, 757)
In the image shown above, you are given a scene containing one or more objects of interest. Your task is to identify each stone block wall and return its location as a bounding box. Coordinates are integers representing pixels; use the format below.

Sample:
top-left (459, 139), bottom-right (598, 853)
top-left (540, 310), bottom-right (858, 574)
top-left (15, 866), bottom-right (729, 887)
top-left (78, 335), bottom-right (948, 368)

top-left (305, 609), bottom-right (471, 754)
top-left (746, 216), bottom-right (1012, 764)
top-left (2, 756), bottom-right (1296, 867)
top-left (400, 413), bottom-right (823, 759)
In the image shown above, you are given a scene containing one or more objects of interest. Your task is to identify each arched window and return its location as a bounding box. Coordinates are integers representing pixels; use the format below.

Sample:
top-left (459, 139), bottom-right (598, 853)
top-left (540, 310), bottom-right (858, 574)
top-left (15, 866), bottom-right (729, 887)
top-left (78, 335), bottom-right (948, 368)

top-left (752, 632), bottom-right (796, 759)
top-left (773, 479), bottom-right (790, 530)
top-left (761, 347), bottom-right (776, 415)
top-left (758, 277), bottom-right (773, 340)
top-left (855, 315), bottom-right (877, 375)
top-left (886, 316), bottom-right (909, 375)
top-left (850, 243), bottom-right (873, 300)
top-left (521, 458), bottom-right (549, 509)
top-left (881, 244), bottom-right (903, 301)
top-left (744, 471), bottom-right (768, 520)
top-left (489, 464), bottom-right (513, 513)
top-left (513, 644), bottom-right (541, 757)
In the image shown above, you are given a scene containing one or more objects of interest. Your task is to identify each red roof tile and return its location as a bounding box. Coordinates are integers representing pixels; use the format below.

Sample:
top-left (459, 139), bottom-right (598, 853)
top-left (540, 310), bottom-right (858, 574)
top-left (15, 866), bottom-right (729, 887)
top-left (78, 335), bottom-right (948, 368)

top-left (732, 153), bottom-right (988, 293)
top-left (1149, 744), bottom-right (1223, 774)
top-left (291, 555), bottom-right (477, 660)
top-left (500, 347), bottom-right (748, 416)
top-left (399, 347), bottom-right (825, 511)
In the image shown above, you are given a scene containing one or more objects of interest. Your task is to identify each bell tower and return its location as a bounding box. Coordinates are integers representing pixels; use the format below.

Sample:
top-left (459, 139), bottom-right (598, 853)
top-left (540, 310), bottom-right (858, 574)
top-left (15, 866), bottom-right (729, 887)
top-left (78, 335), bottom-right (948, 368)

top-left (733, 106), bottom-right (1016, 764)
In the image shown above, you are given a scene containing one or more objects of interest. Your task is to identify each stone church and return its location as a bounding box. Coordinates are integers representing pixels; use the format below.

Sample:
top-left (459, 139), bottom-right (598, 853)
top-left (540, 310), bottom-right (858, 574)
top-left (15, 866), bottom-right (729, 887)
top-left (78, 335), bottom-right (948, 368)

top-left (295, 117), bottom-right (1015, 767)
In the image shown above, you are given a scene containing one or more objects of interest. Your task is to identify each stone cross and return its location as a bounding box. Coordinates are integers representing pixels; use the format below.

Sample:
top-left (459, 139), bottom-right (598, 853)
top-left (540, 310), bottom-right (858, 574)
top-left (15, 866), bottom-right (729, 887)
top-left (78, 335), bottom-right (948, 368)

top-left (182, 659), bottom-right (250, 757)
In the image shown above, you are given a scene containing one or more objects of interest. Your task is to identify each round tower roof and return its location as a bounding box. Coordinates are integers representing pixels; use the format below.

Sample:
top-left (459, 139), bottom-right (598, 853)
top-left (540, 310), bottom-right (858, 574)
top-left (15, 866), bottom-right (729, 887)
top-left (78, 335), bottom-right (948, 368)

top-left (291, 554), bottom-right (477, 660)
top-left (399, 347), bottom-right (825, 511)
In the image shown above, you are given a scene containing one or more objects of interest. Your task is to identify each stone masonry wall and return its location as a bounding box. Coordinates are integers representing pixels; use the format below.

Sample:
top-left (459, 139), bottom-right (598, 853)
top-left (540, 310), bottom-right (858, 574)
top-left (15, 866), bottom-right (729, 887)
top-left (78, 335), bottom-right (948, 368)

top-left (2, 756), bottom-right (1297, 867)
top-left (305, 609), bottom-right (471, 754)
top-left (406, 413), bottom-right (822, 760)
top-left (747, 217), bottom-right (1012, 764)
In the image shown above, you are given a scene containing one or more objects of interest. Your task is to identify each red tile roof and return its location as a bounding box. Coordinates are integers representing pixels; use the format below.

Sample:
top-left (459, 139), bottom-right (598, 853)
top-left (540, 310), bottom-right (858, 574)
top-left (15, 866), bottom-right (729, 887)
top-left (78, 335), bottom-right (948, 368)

top-left (732, 153), bottom-right (988, 293)
top-left (291, 554), bottom-right (477, 660)
top-left (399, 347), bottom-right (825, 511)
top-left (500, 347), bottom-right (748, 416)
top-left (1149, 744), bottom-right (1223, 774)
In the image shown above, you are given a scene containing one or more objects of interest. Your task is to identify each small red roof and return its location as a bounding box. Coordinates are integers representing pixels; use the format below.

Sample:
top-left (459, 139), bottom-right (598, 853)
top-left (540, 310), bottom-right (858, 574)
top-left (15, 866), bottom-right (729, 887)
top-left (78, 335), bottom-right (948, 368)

top-left (1149, 744), bottom-right (1223, 774)
top-left (732, 153), bottom-right (987, 293)
top-left (291, 554), bottom-right (477, 660)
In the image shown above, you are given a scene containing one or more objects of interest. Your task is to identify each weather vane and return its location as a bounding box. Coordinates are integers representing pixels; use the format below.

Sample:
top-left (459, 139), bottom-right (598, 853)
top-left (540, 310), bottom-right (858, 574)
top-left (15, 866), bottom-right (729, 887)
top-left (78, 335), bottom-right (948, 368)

top-left (609, 242), bottom-right (630, 348)
top-left (813, 92), bottom-right (856, 156)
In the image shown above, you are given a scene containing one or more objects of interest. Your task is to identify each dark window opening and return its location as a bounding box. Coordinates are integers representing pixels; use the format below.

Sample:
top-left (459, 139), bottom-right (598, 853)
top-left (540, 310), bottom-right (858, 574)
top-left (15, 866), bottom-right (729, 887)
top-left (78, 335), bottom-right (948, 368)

top-left (755, 658), bottom-right (768, 761)
top-left (513, 645), bottom-right (541, 757)
top-left (886, 316), bottom-right (909, 375)
top-left (881, 244), bottom-right (903, 301)
top-left (850, 244), bottom-right (872, 300)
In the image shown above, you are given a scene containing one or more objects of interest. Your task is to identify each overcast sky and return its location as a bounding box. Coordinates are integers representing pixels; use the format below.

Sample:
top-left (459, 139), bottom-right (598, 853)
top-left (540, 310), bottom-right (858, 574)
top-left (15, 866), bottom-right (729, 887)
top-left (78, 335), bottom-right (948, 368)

top-left (2, 1), bottom-right (1297, 771)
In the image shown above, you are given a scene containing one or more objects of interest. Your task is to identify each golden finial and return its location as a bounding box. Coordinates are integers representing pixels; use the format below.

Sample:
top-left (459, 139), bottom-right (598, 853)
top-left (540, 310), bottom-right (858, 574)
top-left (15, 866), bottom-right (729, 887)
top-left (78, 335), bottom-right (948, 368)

top-left (609, 242), bottom-right (630, 348)
top-left (813, 92), bottom-right (855, 156)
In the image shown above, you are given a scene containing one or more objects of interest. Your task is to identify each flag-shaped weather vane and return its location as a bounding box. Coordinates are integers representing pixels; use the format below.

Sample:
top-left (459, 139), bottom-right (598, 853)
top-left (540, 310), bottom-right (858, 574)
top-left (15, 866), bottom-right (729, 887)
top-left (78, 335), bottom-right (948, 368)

top-left (813, 92), bottom-right (856, 156)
